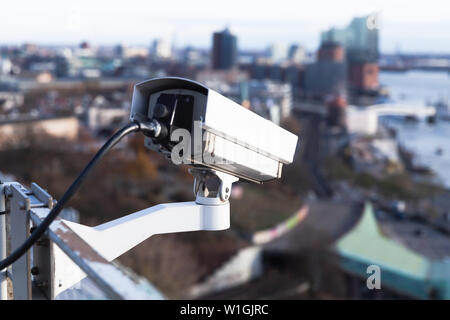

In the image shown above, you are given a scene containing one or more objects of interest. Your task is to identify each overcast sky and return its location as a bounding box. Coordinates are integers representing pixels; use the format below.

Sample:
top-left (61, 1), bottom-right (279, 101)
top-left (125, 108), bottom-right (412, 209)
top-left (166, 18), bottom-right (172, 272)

top-left (1, 0), bottom-right (450, 53)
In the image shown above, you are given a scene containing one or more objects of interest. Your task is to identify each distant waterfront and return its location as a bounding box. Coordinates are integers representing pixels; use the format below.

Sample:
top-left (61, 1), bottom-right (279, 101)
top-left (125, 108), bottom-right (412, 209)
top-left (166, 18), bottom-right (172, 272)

top-left (380, 70), bottom-right (450, 106)
top-left (380, 70), bottom-right (450, 188)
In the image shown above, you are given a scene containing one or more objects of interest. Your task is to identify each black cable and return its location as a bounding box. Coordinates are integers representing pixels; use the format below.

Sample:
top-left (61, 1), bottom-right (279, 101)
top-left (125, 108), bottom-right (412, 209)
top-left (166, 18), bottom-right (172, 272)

top-left (0, 121), bottom-right (143, 271)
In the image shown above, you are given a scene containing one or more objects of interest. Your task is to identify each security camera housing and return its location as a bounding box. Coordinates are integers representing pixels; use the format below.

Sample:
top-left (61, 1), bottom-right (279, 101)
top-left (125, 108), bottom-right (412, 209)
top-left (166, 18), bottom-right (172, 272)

top-left (130, 77), bottom-right (298, 183)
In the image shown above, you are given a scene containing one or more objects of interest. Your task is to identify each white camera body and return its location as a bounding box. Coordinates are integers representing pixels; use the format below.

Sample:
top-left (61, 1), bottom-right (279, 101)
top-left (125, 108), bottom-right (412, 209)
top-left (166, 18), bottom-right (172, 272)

top-left (130, 77), bottom-right (298, 183)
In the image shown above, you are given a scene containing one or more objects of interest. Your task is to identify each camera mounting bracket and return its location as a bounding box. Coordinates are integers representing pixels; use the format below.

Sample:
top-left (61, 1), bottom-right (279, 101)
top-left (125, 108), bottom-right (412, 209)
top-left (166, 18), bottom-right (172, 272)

top-left (3, 178), bottom-right (237, 297)
top-left (190, 167), bottom-right (239, 205)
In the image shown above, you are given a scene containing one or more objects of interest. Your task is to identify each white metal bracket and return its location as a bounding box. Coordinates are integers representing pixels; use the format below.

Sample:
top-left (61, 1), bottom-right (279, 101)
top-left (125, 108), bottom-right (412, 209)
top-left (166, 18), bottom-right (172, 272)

top-left (191, 167), bottom-right (239, 205)
top-left (2, 167), bottom-right (239, 298)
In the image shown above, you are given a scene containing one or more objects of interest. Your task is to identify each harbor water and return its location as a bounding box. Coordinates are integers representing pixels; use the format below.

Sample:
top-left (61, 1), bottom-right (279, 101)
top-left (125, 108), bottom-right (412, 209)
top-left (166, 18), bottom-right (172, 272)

top-left (379, 70), bottom-right (450, 188)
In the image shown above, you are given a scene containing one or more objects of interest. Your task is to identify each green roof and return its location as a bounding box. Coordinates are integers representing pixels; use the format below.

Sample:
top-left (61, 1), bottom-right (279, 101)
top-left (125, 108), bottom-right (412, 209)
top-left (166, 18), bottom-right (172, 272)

top-left (334, 202), bottom-right (450, 299)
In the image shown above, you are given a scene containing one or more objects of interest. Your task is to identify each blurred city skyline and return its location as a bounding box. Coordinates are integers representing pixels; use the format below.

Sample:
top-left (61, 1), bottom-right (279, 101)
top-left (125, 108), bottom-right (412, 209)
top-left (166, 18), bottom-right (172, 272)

top-left (1, 0), bottom-right (450, 301)
top-left (1, 0), bottom-right (450, 53)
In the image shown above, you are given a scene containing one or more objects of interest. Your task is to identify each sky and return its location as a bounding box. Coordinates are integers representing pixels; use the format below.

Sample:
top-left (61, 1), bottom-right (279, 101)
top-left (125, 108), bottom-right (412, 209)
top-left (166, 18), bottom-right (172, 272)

top-left (1, 0), bottom-right (450, 53)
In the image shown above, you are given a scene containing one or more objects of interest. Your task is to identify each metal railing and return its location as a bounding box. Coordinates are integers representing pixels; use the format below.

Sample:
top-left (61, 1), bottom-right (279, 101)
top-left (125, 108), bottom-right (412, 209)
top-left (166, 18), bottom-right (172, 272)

top-left (0, 181), bottom-right (163, 300)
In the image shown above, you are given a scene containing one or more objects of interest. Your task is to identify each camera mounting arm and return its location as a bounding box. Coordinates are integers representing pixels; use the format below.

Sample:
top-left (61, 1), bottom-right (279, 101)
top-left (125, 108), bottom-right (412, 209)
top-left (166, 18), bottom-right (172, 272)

top-left (4, 170), bottom-right (239, 296)
top-left (40, 168), bottom-right (238, 262)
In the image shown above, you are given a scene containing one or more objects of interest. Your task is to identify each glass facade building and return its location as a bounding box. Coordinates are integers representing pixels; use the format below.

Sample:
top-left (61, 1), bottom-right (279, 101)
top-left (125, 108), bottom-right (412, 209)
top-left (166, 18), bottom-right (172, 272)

top-left (212, 28), bottom-right (238, 70)
top-left (321, 15), bottom-right (379, 63)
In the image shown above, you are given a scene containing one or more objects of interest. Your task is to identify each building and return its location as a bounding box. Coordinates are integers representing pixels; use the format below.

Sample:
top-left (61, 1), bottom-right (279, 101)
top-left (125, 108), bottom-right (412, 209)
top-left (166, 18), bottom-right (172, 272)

top-left (114, 44), bottom-right (126, 58)
top-left (327, 95), bottom-right (348, 128)
top-left (288, 44), bottom-right (307, 64)
top-left (86, 95), bottom-right (129, 135)
top-left (267, 43), bottom-right (288, 64)
top-left (304, 42), bottom-right (347, 99)
top-left (212, 28), bottom-right (238, 70)
top-left (151, 38), bottom-right (172, 60)
top-left (238, 61), bottom-right (305, 98)
top-left (0, 115), bottom-right (79, 146)
top-left (348, 63), bottom-right (379, 93)
top-left (242, 80), bottom-right (292, 123)
top-left (0, 57), bottom-right (12, 75)
top-left (0, 91), bottom-right (24, 113)
top-left (335, 203), bottom-right (450, 299)
top-left (183, 46), bottom-right (208, 67)
top-left (321, 15), bottom-right (379, 63)
top-left (317, 42), bottom-right (345, 62)
top-left (321, 15), bottom-right (380, 94)
top-left (0, 79), bottom-right (23, 113)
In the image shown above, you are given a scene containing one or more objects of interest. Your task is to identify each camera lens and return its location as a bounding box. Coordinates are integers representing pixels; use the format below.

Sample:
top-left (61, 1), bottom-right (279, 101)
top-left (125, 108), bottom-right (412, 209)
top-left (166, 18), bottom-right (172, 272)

top-left (153, 103), bottom-right (170, 119)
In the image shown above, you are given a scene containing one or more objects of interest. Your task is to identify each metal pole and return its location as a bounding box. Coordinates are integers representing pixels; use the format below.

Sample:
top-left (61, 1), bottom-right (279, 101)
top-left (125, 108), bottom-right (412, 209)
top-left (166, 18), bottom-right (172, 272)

top-left (10, 184), bottom-right (32, 299)
top-left (0, 183), bottom-right (8, 300)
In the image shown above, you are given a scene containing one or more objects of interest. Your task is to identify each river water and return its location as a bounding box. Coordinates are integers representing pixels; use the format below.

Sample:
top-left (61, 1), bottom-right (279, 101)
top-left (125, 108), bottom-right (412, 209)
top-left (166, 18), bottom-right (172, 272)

top-left (379, 70), bottom-right (450, 188)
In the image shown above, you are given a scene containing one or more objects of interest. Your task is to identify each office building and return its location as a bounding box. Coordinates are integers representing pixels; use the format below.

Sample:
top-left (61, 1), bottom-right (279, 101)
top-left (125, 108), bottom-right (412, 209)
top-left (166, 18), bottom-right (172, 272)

top-left (212, 28), bottom-right (238, 70)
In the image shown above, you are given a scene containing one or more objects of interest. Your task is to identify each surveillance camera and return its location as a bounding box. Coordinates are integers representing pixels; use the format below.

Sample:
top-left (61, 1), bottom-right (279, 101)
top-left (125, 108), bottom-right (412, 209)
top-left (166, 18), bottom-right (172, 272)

top-left (130, 77), bottom-right (298, 183)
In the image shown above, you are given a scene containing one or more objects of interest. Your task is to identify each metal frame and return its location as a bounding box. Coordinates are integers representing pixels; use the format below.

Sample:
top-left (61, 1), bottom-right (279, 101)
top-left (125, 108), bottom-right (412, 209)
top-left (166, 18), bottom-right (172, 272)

top-left (0, 181), bottom-right (8, 300)
top-left (0, 168), bottom-right (237, 300)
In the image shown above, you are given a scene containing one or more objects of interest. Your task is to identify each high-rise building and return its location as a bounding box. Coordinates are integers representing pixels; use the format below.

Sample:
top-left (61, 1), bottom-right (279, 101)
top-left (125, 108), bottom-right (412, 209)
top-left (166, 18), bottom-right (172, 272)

top-left (321, 15), bottom-right (379, 63)
top-left (321, 15), bottom-right (380, 93)
top-left (151, 38), bottom-right (172, 60)
top-left (212, 28), bottom-right (237, 70)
